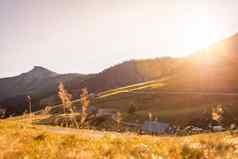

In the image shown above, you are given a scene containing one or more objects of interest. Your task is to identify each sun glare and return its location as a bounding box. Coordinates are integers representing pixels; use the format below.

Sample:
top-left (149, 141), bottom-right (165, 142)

top-left (176, 16), bottom-right (224, 57)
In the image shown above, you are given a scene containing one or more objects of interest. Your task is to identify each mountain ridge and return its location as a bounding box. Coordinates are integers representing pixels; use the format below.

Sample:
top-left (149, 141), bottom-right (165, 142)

top-left (1, 32), bottom-right (238, 116)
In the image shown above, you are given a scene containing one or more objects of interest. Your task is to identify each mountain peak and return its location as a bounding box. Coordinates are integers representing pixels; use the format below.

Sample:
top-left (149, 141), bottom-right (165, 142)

top-left (33, 66), bottom-right (46, 70)
top-left (31, 66), bottom-right (54, 72)
top-left (22, 66), bottom-right (58, 80)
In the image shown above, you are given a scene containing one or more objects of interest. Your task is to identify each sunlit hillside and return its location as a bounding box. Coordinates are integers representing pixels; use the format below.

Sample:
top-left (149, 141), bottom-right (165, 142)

top-left (1, 0), bottom-right (238, 159)
top-left (62, 79), bottom-right (237, 127)
top-left (0, 58), bottom-right (182, 116)
top-left (2, 33), bottom-right (238, 118)
top-left (166, 33), bottom-right (238, 92)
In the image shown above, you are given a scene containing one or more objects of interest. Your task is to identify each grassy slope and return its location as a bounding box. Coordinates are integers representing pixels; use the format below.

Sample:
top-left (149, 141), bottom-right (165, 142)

top-left (1, 116), bottom-right (238, 159)
top-left (66, 80), bottom-right (238, 126)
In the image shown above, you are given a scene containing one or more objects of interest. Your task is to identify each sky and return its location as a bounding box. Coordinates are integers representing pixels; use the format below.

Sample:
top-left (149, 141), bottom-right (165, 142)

top-left (0, 0), bottom-right (238, 77)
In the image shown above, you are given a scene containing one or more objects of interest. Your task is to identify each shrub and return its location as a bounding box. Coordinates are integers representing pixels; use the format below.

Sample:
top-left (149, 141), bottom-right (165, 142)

top-left (128, 104), bottom-right (136, 114)
top-left (211, 104), bottom-right (224, 124)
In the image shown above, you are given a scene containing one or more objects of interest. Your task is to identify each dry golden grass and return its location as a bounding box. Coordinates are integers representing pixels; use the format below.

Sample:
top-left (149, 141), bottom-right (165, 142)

top-left (1, 116), bottom-right (238, 159)
top-left (80, 88), bottom-right (90, 125)
top-left (58, 82), bottom-right (73, 114)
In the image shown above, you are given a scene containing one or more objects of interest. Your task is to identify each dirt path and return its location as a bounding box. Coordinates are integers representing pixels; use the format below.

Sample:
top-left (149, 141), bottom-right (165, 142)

top-left (41, 126), bottom-right (136, 138)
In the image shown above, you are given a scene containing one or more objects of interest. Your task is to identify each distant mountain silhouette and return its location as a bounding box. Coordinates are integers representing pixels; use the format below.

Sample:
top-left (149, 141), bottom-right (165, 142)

top-left (0, 66), bottom-right (56, 101)
top-left (1, 32), bottom-right (238, 116)
top-left (0, 67), bottom-right (92, 115)
top-left (0, 66), bottom-right (89, 101)
top-left (69, 58), bottom-right (183, 93)
top-left (0, 58), bottom-right (180, 115)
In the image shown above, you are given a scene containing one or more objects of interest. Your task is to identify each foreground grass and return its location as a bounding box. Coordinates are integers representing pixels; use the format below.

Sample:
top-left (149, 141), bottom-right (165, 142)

top-left (1, 117), bottom-right (238, 159)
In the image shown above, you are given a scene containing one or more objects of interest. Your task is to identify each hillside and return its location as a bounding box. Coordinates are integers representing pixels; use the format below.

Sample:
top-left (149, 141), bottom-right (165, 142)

top-left (0, 58), bottom-right (182, 116)
top-left (40, 58), bottom-right (181, 107)
top-left (0, 66), bottom-right (91, 101)
top-left (2, 32), bottom-right (238, 117)
top-left (0, 66), bottom-right (58, 101)
top-left (0, 67), bottom-right (92, 115)
top-left (165, 33), bottom-right (238, 92)
top-left (57, 79), bottom-right (235, 128)
top-left (51, 33), bottom-right (238, 127)
top-left (69, 58), bottom-right (183, 93)
top-left (102, 33), bottom-right (238, 94)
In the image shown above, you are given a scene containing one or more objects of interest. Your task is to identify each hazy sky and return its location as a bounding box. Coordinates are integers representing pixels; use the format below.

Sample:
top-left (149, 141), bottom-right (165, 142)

top-left (1, 0), bottom-right (238, 77)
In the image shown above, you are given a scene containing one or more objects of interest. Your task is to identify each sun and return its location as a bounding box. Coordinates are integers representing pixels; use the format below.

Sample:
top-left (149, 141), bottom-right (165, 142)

top-left (177, 16), bottom-right (224, 56)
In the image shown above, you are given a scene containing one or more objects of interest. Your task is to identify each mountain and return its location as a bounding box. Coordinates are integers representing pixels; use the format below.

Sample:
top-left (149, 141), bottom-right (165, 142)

top-left (35, 58), bottom-right (183, 108)
top-left (79, 33), bottom-right (238, 127)
top-left (164, 33), bottom-right (238, 92)
top-left (1, 32), bottom-right (238, 116)
top-left (0, 67), bottom-right (92, 115)
top-left (0, 58), bottom-right (181, 116)
top-left (69, 58), bottom-right (183, 93)
top-left (0, 66), bottom-right (57, 101)
top-left (0, 66), bottom-right (91, 101)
